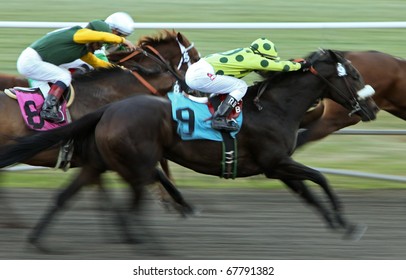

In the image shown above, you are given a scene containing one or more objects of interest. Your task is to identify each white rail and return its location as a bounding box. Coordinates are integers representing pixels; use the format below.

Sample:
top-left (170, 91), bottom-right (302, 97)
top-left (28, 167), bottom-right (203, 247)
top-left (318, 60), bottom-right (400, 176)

top-left (1, 21), bottom-right (406, 29)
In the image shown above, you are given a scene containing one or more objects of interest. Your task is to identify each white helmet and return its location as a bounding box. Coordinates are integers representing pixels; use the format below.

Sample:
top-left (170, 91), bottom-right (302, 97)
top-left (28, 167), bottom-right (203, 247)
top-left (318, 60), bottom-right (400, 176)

top-left (105, 12), bottom-right (135, 36)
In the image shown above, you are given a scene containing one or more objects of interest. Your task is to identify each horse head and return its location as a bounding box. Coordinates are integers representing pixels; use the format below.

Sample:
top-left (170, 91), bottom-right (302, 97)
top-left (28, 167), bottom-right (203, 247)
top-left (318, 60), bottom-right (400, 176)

top-left (307, 49), bottom-right (378, 121)
top-left (108, 30), bottom-right (200, 93)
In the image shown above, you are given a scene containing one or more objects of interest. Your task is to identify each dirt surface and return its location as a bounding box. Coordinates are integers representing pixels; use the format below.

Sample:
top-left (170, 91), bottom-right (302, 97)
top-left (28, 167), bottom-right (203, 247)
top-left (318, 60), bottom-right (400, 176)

top-left (1, 187), bottom-right (406, 260)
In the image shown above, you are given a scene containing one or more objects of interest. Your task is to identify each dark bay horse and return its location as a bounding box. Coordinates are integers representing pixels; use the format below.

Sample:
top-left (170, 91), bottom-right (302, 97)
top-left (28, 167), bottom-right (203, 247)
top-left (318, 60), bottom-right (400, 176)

top-left (0, 30), bottom-right (200, 228)
top-left (297, 50), bottom-right (406, 147)
top-left (0, 49), bottom-right (378, 245)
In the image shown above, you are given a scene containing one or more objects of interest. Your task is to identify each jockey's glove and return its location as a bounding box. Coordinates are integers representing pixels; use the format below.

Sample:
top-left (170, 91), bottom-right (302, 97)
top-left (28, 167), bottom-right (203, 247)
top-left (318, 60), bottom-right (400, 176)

top-left (299, 60), bottom-right (312, 71)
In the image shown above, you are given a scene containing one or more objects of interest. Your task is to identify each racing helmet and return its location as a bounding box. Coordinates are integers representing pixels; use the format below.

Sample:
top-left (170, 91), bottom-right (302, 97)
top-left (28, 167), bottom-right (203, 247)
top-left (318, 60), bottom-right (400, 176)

top-left (105, 12), bottom-right (135, 36)
top-left (250, 38), bottom-right (279, 59)
top-left (86, 20), bottom-right (112, 33)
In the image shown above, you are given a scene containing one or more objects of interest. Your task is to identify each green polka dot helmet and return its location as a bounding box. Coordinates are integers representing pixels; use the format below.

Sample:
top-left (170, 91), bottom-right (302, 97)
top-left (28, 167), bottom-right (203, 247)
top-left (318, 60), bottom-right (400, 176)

top-left (250, 38), bottom-right (279, 60)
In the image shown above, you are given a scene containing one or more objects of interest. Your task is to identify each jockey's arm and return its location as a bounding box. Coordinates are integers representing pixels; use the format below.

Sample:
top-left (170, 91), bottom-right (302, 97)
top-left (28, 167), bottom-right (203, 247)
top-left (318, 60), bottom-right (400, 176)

top-left (247, 54), bottom-right (302, 72)
top-left (73, 28), bottom-right (125, 45)
top-left (80, 52), bottom-right (112, 68)
top-left (74, 29), bottom-right (136, 51)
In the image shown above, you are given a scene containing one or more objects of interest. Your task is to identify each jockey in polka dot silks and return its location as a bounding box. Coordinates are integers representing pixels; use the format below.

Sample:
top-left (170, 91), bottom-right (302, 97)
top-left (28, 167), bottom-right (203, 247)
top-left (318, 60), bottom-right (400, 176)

top-left (185, 38), bottom-right (311, 132)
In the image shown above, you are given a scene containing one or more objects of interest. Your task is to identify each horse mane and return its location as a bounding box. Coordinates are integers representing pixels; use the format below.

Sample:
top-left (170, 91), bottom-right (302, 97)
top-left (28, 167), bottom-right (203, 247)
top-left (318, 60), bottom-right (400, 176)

top-left (137, 29), bottom-right (178, 47)
top-left (72, 66), bottom-right (128, 82)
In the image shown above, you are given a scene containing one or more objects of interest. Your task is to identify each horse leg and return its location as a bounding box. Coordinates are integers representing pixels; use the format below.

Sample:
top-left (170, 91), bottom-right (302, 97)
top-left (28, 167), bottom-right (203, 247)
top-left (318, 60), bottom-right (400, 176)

top-left (269, 158), bottom-right (343, 211)
top-left (280, 179), bottom-right (336, 229)
top-left (267, 158), bottom-right (366, 240)
top-left (296, 99), bottom-right (360, 149)
top-left (155, 168), bottom-right (195, 216)
top-left (127, 178), bottom-right (172, 253)
top-left (96, 181), bottom-right (138, 244)
top-left (28, 166), bottom-right (133, 249)
top-left (150, 159), bottom-right (181, 212)
top-left (299, 100), bottom-right (324, 128)
top-left (0, 184), bottom-right (27, 228)
top-left (27, 168), bottom-right (95, 249)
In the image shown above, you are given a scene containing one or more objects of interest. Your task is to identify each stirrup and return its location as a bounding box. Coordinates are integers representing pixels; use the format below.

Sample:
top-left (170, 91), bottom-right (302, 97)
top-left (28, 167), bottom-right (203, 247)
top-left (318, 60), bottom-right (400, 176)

top-left (211, 117), bottom-right (239, 132)
top-left (40, 108), bottom-right (65, 123)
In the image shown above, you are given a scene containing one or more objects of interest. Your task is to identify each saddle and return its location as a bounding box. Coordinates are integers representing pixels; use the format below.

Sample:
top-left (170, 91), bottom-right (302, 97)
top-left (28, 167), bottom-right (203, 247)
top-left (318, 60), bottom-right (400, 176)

top-left (4, 85), bottom-right (75, 107)
top-left (4, 86), bottom-right (75, 130)
top-left (168, 92), bottom-right (243, 179)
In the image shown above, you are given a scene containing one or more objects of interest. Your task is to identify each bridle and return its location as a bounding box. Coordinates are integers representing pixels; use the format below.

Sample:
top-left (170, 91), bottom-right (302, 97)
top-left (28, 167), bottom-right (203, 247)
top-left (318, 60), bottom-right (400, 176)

top-left (116, 37), bottom-right (198, 94)
top-left (175, 37), bottom-right (195, 69)
top-left (253, 49), bottom-right (375, 114)
top-left (308, 50), bottom-right (374, 117)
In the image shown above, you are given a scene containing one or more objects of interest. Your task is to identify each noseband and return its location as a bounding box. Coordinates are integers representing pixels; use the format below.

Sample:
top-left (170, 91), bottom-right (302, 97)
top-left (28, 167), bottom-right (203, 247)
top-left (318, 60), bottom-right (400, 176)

top-left (309, 52), bottom-right (374, 116)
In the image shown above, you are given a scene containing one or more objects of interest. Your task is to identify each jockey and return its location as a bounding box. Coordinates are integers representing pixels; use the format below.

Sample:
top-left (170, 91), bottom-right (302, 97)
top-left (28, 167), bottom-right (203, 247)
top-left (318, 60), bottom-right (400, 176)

top-left (185, 38), bottom-right (311, 132)
top-left (61, 12), bottom-right (136, 70)
top-left (17, 19), bottom-right (136, 123)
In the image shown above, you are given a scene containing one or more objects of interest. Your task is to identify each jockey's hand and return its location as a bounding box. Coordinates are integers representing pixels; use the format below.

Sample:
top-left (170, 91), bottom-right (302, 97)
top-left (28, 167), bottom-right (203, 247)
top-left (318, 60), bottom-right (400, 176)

top-left (115, 65), bottom-right (130, 71)
top-left (122, 38), bottom-right (136, 51)
top-left (299, 60), bottom-right (312, 71)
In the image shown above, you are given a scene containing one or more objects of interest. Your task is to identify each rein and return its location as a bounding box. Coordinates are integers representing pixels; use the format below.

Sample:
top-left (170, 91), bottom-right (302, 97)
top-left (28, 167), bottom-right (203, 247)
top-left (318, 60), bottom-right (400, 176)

top-left (308, 63), bottom-right (362, 116)
top-left (253, 51), bottom-right (365, 114)
top-left (130, 71), bottom-right (160, 95)
top-left (137, 45), bottom-right (190, 90)
top-left (118, 44), bottom-right (191, 94)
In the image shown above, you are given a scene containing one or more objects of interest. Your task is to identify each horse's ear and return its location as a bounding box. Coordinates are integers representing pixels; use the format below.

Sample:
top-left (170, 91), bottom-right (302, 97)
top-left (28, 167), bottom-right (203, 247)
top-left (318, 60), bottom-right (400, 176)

top-left (308, 49), bottom-right (326, 64)
top-left (328, 49), bottom-right (344, 62)
top-left (176, 31), bottom-right (183, 43)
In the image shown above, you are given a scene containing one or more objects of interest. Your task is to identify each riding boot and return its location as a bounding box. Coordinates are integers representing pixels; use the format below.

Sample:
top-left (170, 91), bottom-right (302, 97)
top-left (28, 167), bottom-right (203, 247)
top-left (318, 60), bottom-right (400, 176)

top-left (40, 81), bottom-right (67, 123)
top-left (211, 95), bottom-right (240, 132)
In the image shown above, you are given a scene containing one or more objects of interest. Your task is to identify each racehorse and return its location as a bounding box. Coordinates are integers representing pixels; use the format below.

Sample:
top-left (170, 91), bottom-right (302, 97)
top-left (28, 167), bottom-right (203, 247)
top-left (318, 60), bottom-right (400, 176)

top-left (0, 29), bottom-right (200, 228)
top-left (297, 50), bottom-right (405, 147)
top-left (0, 73), bottom-right (29, 90)
top-left (0, 49), bottom-right (378, 245)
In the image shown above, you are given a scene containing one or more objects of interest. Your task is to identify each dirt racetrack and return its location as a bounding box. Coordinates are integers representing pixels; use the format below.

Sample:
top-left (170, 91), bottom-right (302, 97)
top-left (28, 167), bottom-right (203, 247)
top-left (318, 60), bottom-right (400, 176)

top-left (1, 187), bottom-right (406, 260)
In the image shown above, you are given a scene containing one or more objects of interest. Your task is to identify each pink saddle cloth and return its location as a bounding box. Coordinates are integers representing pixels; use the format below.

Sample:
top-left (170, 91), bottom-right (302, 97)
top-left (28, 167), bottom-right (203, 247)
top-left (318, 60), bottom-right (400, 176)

top-left (14, 88), bottom-right (69, 131)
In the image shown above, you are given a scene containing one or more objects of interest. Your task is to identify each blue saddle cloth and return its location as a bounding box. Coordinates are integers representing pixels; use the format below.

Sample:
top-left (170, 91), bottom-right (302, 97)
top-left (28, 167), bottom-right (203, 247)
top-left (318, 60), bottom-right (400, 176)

top-left (168, 92), bottom-right (243, 141)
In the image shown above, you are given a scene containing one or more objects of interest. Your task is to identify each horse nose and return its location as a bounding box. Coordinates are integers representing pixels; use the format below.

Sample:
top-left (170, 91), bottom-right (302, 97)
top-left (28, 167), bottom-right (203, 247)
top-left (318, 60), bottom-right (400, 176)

top-left (364, 100), bottom-right (379, 121)
top-left (357, 84), bottom-right (375, 100)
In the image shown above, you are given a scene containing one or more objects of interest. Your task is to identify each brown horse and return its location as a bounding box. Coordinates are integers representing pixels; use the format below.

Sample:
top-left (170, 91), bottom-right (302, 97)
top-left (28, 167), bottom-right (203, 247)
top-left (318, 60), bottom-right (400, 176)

top-left (0, 50), bottom-right (378, 246)
top-left (0, 30), bottom-right (200, 228)
top-left (297, 50), bottom-right (406, 147)
top-left (0, 73), bottom-right (29, 90)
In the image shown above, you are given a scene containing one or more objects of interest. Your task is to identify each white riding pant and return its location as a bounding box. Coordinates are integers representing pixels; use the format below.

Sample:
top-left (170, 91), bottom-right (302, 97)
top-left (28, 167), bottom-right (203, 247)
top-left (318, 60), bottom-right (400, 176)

top-left (17, 47), bottom-right (72, 96)
top-left (185, 59), bottom-right (248, 101)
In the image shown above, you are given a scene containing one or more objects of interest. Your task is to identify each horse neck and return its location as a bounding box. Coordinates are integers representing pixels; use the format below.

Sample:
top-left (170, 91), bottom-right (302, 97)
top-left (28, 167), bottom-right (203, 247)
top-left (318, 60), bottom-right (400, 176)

top-left (248, 75), bottom-right (326, 123)
top-left (151, 41), bottom-right (180, 69)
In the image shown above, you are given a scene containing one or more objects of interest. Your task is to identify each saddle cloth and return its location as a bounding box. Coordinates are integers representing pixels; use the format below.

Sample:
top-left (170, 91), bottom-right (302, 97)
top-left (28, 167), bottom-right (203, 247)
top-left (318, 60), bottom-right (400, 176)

top-left (7, 87), bottom-right (69, 131)
top-left (168, 92), bottom-right (243, 141)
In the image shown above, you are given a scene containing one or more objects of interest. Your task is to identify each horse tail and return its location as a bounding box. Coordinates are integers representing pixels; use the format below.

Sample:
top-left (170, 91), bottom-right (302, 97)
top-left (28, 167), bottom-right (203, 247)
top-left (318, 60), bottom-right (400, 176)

top-left (0, 107), bottom-right (107, 168)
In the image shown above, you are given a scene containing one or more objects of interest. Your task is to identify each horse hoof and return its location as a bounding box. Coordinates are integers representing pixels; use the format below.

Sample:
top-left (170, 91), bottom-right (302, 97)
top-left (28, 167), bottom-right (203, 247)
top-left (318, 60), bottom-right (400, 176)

top-left (180, 204), bottom-right (200, 217)
top-left (27, 238), bottom-right (54, 254)
top-left (343, 223), bottom-right (368, 241)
